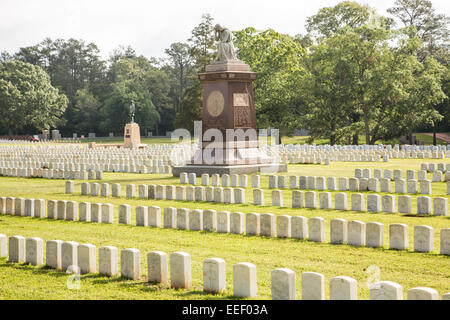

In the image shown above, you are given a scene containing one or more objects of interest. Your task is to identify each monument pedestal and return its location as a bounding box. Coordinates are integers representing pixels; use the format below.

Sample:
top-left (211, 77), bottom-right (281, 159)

top-left (123, 122), bottom-right (141, 148)
top-left (172, 61), bottom-right (286, 176)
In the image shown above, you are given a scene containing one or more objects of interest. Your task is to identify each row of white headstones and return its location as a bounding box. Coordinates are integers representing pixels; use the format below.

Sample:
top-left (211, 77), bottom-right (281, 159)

top-left (2, 198), bottom-right (449, 255)
top-left (72, 180), bottom-right (449, 215)
top-left (1, 233), bottom-right (449, 300)
top-left (180, 171), bottom-right (449, 191)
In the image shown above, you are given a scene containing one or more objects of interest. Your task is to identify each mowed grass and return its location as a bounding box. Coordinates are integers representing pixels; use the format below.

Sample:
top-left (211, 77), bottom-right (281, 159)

top-left (280, 133), bottom-right (447, 145)
top-left (0, 159), bottom-right (449, 300)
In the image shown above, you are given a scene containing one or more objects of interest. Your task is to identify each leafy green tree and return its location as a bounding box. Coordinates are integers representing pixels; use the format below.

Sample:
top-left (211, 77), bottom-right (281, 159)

top-left (300, 23), bottom-right (446, 145)
top-left (73, 88), bottom-right (101, 134)
top-left (388, 0), bottom-right (449, 143)
top-left (100, 79), bottom-right (159, 135)
top-left (298, 36), bottom-right (357, 145)
top-left (305, 1), bottom-right (393, 41)
top-left (0, 51), bottom-right (13, 63)
top-left (174, 14), bottom-right (216, 133)
top-left (173, 81), bottom-right (202, 134)
top-left (101, 56), bottom-right (166, 135)
top-left (386, 33), bottom-right (446, 142)
top-left (388, 0), bottom-right (449, 62)
top-left (108, 45), bottom-right (137, 65)
top-left (0, 60), bottom-right (68, 136)
top-left (164, 42), bottom-right (194, 114)
top-left (304, 1), bottom-right (394, 144)
top-left (233, 28), bottom-right (306, 140)
top-left (15, 38), bottom-right (106, 135)
top-left (188, 13), bottom-right (216, 71)
top-left (145, 63), bottom-right (172, 135)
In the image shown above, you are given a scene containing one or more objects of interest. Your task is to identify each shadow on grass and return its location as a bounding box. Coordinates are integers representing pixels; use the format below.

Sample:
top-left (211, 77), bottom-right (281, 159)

top-left (98, 176), bottom-right (177, 184)
top-left (0, 262), bottom-right (68, 278)
top-left (401, 214), bottom-right (435, 218)
top-left (172, 289), bottom-right (241, 300)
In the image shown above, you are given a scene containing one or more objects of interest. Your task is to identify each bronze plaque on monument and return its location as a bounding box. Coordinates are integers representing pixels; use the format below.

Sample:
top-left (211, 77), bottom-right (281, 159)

top-left (200, 63), bottom-right (258, 139)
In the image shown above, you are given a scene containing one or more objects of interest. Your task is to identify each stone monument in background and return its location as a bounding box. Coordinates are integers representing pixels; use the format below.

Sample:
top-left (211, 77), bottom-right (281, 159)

top-left (89, 100), bottom-right (143, 149)
top-left (123, 100), bottom-right (141, 148)
top-left (172, 24), bottom-right (286, 176)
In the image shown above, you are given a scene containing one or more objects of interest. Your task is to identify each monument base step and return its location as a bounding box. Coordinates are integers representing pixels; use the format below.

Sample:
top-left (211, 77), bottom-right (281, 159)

top-left (171, 163), bottom-right (287, 177)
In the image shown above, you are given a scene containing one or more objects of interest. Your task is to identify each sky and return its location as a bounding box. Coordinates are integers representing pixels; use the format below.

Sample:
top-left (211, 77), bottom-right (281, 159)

top-left (1, 0), bottom-right (449, 60)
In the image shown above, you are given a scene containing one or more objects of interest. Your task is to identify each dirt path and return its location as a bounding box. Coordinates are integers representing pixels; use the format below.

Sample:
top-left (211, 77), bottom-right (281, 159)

top-left (421, 132), bottom-right (450, 143)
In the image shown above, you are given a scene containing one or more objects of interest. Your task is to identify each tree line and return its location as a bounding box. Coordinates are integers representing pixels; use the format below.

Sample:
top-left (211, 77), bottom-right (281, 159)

top-left (0, 0), bottom-right (448, 144)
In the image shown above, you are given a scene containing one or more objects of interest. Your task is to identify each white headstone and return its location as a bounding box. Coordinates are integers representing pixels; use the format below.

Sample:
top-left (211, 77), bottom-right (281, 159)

top-left (119, 204), bottom-right (131, 224)
top-left (260, 213), bottom-right (275, 237)
top-left (271, 268), bottom-right (296, 300)
top-left (433, 197), bottom-right (448, 216)
top-left (176, 208), bottom-right (189, 230)
top-left (389, 223), bottom-right (408, 250)
top-left (121, 248), bottom-right (140, 280)
top-left (217, 211), bottom-right (230, 233)
top-left (291, 216), bottom-right (307, 239)
top-left (330, 276), bottom-right (357, 300)
top-left (317, 191), bottom-right (330, 209)
top-left (330, 219), bottom-right (347, 244)
top-left (348, 220), bottom-right (365, 246)
top-left (414, 225), bottom-right (433, 252)
top-left (246, 212), bottom-right (260, 235)
top-left (308, 217), bottom-right (325, 242)
top-left (302, 272), bottom-right (324, 300)
top-left (170, 252), bottom-right (192, 289)
top-left (189, 209), bottom-right (203, 231)
top-left (78, 244), bottom-right (96, 274)
top-left (351, 193), bottom-right (364, 212)
top-left (305, 191), bottom-right (317, 209)
top-left (417, 196), bottom-right (432, 214)
top-left (407, 287), bottom-right (439, 300)
top-left (25, 237), bottom-right (43, 266)
top-left (99, 246), bottom-right (118, 276)
top-left (46, 239), bottom-right (63, 269)
top-left (334, 193), bottom-right (347, 210)
top-left (147, 251), bottom-right (168, 284)
top-left (163, 207), bottom-right (176, 228)
top-left (440, 228), bottom-right (450, 255)
top-left (61, 241), bottom-right (78, 271)
top-left (366, 222), bottom-right (384, 248)
top-left (370, 281), bottom-right (403, 300)
top-left (203, 209), bottom-right (217, 232)
top-left (277, 215), bottom-right (291, 238)
top-left (233, 262), bottom-right (257, 297)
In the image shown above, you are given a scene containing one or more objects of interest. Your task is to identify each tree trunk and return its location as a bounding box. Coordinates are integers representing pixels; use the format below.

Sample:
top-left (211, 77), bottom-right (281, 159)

top-left (276, 134), bottom-right (281, 145)
top-left (155, 123), bottom-right (159, 137)
top-left (178, 65), bottom-right (184, 113)
top-left (363, 109), bottom-right (370, 145)
top-left (346, 118), bottom-right (351, 145)
top-left (330, 134), bottom-right (336, 145)
top-left (409, 131), bottom-right (413, 145)
top-left (433, 124), bottom-right (437, 146)
top-left (352, 134), bottom-right (359, 145)
top-left (8, 127), bottom-right (13, 138)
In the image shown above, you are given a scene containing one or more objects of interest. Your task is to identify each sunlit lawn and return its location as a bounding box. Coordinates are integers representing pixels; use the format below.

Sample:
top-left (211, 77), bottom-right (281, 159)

top-left (0, 158), bottom-right (449, 299)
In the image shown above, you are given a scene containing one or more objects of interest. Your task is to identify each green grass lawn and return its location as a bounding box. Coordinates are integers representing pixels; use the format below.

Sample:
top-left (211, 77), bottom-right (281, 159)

top-left (0, 159), bottom-right (449, 299)
top-left (414, 133), bottom-right (449, 146)
top-left (281, 134), bottom-right (447, 146)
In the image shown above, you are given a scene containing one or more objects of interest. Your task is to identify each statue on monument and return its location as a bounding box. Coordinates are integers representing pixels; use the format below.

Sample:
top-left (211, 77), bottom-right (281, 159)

top-left (172, 23), bottom-right (287, 175)
top-left (214, 24), bottom-right (238, 63)
top-left (129, 100), bottom-right (135, 123)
